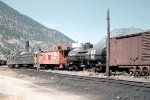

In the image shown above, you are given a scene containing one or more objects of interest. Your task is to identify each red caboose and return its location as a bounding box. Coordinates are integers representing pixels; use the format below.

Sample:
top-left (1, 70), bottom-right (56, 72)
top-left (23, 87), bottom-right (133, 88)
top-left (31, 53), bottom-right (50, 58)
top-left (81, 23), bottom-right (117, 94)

top-left (36, 44), bottom-right (70, 69)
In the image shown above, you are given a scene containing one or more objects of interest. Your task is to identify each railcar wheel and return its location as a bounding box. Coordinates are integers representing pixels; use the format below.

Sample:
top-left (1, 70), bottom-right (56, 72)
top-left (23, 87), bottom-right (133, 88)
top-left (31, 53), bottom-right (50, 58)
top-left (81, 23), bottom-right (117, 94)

top-left (129, 67), bottom-right (136, 76)
top-left (74, 65), bottom-right (79, 71)
top-left (53, 66), bottom-right (59, 70)
top-left (135, 67), bottom-right (141, 77)
top-left (43, 65), bottom-right (47, 70)
top-left (68, 65), bottom-right (74, 71)
top-left (14, 64), bottom-right (19, 69)
top-left (8, 65), bottom-right (11, 68)
top-left (28, 65), bottom-right (33, 69)
top-left (35, 64), bottom-right (41, 70)
top-left (8, 65), bottom-right (14, 68)
top-left (141, 67), bottom-right (149, 76)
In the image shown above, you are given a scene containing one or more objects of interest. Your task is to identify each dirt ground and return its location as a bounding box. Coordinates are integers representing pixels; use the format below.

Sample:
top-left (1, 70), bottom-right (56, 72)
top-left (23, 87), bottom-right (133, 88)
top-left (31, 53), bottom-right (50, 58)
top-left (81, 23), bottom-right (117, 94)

top-left (0, 66), bottom-right (150, 100)
top-left (0, 66), bottom-right (85, 100)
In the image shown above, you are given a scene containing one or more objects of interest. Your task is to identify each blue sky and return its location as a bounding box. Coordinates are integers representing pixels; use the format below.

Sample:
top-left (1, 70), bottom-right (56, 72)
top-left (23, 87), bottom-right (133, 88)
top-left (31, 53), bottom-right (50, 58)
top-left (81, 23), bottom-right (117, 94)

top-left (1, 0), bottom-right (150, 44)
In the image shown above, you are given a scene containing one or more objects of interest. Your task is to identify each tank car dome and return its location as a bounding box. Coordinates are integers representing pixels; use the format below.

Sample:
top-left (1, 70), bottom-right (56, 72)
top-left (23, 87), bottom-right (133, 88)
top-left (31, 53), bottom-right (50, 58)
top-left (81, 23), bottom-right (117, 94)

top-left (72, 42), bottom-right (83, 49)
top-left (84, 42), bottom-right (93, 50)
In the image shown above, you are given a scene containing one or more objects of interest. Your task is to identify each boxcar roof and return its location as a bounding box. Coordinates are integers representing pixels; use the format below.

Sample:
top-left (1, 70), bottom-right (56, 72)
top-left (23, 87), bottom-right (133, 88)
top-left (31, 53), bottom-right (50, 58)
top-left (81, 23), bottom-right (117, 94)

top-left (110, 31), bottom-right (150, 39)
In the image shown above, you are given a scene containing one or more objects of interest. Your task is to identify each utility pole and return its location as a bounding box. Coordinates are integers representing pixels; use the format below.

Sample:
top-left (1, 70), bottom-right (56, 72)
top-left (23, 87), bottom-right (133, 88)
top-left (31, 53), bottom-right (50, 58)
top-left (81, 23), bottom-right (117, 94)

top-left (106, 9), bottom-right (110, 76)
top-left (18, 34), bottom-right (20, 52)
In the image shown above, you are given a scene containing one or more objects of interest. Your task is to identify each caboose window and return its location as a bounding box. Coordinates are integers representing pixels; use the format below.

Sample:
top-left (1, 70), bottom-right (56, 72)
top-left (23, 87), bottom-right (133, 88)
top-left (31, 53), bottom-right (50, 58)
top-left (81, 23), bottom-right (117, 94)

top-left (48, 55), bottom-right (51, 60)
top-left (58, 46), bottom-right (62, 50)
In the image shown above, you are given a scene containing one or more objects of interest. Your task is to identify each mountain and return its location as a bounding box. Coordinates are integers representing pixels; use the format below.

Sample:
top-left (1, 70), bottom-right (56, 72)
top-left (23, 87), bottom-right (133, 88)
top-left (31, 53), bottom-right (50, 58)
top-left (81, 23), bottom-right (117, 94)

top-left (95, 27), bottom-right (149, 48)
top-left (110, 27), bottom-right (144, 38)
top-left (0, 1), bottom-right (74, 58)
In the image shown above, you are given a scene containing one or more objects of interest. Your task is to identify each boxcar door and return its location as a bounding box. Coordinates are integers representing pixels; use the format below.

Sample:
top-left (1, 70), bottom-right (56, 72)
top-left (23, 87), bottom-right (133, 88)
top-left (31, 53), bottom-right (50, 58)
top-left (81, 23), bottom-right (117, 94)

top-left (129, 36), bottom-right (140, 65)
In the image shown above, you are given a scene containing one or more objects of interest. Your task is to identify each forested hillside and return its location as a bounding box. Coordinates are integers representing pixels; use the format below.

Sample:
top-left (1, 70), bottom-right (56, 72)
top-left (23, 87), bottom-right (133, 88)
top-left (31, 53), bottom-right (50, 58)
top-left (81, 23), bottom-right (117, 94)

top-left (0, 1), bottom-right (74, 57)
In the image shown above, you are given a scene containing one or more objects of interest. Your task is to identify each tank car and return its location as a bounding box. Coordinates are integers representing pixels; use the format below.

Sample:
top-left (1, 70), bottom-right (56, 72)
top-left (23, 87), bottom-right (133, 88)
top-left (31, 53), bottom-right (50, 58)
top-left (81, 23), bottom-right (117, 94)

top-left (66, 42), bottom-right (106, 71)
top-left (7, 41), bottom-right (36, 68)
top-left (66, 47), bottom-right (86, 70)
top-left (84, 46), bottom-right (106, 72)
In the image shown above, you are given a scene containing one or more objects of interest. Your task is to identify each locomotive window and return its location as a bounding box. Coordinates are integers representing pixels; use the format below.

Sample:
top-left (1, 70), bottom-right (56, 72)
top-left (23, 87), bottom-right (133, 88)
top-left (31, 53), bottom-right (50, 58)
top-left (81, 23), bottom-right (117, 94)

top-left (48, 55), bottom-right (51, 60)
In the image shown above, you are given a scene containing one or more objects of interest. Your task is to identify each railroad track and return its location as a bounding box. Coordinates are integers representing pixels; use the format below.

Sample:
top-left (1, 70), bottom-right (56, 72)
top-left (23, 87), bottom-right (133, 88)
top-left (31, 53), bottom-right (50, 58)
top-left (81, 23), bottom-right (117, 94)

top-left (1, 66), bottom-right (150, 100)
top-left (37, 70), bottom-right (150, 89)
top-left (4, 67), bottom-right (150, 89)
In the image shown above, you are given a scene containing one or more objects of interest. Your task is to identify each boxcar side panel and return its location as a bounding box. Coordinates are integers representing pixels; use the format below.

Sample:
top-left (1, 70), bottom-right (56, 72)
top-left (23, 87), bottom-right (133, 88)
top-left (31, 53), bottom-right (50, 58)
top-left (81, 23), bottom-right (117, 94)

top-left (110, 34), bottom-right (142, 66)
top-left (115, 38), bottom-right (130, 65)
